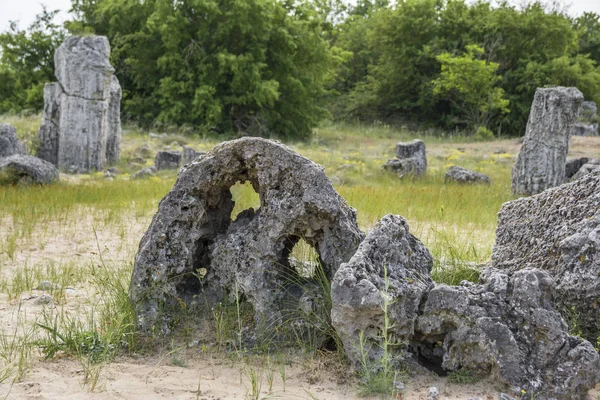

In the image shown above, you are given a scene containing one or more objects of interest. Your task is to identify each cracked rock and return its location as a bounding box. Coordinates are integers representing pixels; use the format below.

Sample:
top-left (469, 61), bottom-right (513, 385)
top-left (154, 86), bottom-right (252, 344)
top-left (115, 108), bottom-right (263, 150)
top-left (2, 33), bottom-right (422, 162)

top-left (0, 124), bottom-right (27, 158)
top-left (37, 36), bottom-right (122, 172)
top-left (512, 87), bottom-right (583, 195)
top-left (383, 139), bottom-right (427, 178)
top-left (494, 169), bottom-right (600, 341)
top-left (331, 214), bottom-right (433, 366)
top-left (0, 155), bottom-right (59, 185)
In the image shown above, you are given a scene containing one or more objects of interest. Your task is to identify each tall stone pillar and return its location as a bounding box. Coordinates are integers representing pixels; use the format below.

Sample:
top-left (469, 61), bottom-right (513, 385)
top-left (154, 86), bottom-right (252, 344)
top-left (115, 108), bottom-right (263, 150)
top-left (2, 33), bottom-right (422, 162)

top-left (37, 36), bottom-right (122, 172)
top-left (511, 87), bottom-right (583, 195)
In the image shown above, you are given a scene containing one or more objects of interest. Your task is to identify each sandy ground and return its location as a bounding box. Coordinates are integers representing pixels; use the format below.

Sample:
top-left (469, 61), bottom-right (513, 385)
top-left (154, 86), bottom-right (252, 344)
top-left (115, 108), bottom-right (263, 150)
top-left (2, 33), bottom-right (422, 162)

top-left (1, 138), bottom-right (600, 399)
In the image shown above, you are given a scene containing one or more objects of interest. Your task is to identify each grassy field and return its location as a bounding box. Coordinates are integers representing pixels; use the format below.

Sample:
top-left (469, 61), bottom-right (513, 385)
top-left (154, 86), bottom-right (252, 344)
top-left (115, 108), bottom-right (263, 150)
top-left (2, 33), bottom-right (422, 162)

top-left (1, 114), bottom-right (595, 398)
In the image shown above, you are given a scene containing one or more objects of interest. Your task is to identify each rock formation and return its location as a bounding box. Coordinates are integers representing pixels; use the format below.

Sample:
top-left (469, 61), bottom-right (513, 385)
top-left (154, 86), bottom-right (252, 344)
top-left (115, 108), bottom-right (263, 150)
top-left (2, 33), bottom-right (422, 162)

top-left (130, 137), bottom-right (364, 334)
top-left (131, 166), bottom-right (157, 179)
top-left (512, 87), bottom-right (583, 195)
top-left (0, 124), bottom-right (27, 158)
top-left (572, 101), bottom-right (598, 137)
top-left (444, 166), bottom-right (490, 184)
top-left (155, 150), bottom-right (182, 170)
top-left (331, 213), bottom-right (599, 398)
top-left (331, 214), bottom-right (434, 366)
top-left (382, 139), bottom-right (427, 177)
top-left (0, 155), bottom-right (59, 185)
top-left (414, 267), bottom-right (599, 399)
top-left (494, 170), bottom-right (600, 341)
top-left (37, 36), bottom-right (122, 172)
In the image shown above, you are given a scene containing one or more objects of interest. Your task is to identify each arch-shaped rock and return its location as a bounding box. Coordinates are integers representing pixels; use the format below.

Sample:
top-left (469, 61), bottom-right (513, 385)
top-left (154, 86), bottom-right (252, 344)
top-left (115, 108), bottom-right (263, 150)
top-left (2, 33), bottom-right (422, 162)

top-left (130, 137), bottom-right (364, 333)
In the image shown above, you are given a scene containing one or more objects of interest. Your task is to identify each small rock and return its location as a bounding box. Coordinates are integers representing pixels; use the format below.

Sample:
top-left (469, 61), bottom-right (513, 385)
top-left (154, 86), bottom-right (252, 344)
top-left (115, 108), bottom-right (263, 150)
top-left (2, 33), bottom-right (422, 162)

top-left (107, 167), bottom-right (119, 174)
top-left (35, 294), bottom-right (53, 305)
top-left (499, 394), bottom-right (517, 400)
top-left (445, 166), bottom-right (491, 184)
top-left (427, 386), bottom-right (439, 400)
top-left (132, 166), bottom-right (157, 179)
top-left (382, 139), bottom-right (427, 178)
top-left (155, 150), bottom-right (181, 170)
top-left (0, 156), bottom-right (59, 185)
top-left (149, 132), bottom-right (167, 139)
top-left (0, 124), bottom-right (28, 158)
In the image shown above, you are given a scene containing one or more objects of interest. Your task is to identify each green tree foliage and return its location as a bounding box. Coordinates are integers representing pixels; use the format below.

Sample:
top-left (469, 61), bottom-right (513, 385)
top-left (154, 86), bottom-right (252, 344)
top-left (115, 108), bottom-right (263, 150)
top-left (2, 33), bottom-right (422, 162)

top-left (433, 45), bottom-right (510, 130)
top-left (333, 0), bottom-right (600, 135)
top-left (66, 0), bottom-right (342, 139)
top-left (1, 0), bottom-right (600, 137)
top-left (0, 8), bottom-right (66, 113)
top-left (575, 12), bottom-right (600, 64)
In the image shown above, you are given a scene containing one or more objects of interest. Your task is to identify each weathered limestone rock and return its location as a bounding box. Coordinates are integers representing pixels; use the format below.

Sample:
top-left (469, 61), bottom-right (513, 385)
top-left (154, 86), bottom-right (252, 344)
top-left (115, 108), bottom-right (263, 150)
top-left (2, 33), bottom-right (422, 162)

top-left (131, 166), bottom-right (157, 179)
top-left (512, 87), bottom-right (583, 195)
top-left (572, 101), bottom-right (598, 137)
top-left (0, 124), bottom-right (27, 158)
top-left (155, 150), bottom-right (181, 170)
top-left (571, 158), bottom-right (600, 181)
top-left (36, 83), bottom-right (62, 166)
top-left (331, 214), bottom-right (599, 398)
top-left (182, 146), bottom-right (204, 165)
top-left (565, 157), bottom-right (589, 180)
top-left (130, 137), bottom-right (364, 333)
top-left (37, 36), bottom-right (122, 172)
top-left (493, 170), bottom-right (600, 340)
top-left (444, 166), bottom-right (490, 184)
top-left (382, 139), bottom-right (427, 177)
top-left (331, 214), bottom-right (434, 366)
top-left (106, 76), bottom-right (122, 165)
top-left (0, 155), bottom-right (59, 185)
top-left (414, 268), bottom-right (600, 399)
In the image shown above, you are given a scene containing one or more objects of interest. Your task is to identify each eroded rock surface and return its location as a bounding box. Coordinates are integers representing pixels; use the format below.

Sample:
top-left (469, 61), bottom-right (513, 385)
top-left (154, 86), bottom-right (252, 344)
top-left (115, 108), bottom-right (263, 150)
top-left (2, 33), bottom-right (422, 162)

top-left (37, 36), bottom-right (122, 172)
top-left (414, 268), bottom-right (599, 399)
top-left (383, 139), bottom-right (427, 177)
top-left (130, 137), bottom-right (364, 333)
top-left (331, 214), bottom-right (434, 366)
top-left (444, 166), bottom-right (490, 184)
top-left (512, 87), bottom-right (583, 195)
top-left (0, 155), bottom-right (59, 185)
top-left (331, 212), bottom-right (599, 398)
top-left (155, 150), bottom-right (181, 170)
top-left (494, 170), bottom-right (600, 340)
top-left (0, 124), bottom-right (27, 158)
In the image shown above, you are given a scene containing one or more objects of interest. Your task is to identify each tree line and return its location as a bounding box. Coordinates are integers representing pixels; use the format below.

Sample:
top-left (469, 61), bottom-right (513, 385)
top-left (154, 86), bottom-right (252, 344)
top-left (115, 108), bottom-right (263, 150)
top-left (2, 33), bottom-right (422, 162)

top-left (1, 0), bottom-right (599, 139)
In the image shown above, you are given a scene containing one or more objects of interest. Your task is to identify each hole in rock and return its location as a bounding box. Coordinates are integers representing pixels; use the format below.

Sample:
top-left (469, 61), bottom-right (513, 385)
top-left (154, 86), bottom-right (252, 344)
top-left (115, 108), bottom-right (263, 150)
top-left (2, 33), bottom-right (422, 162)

top-left (412, 341), bottom-right (448, 377)
top-left (229, 181), bottom-right (260, 221)
top-left (175, 238), bottom-right (212, 301)
top-left (287, 238), bottom-right (321, 279)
